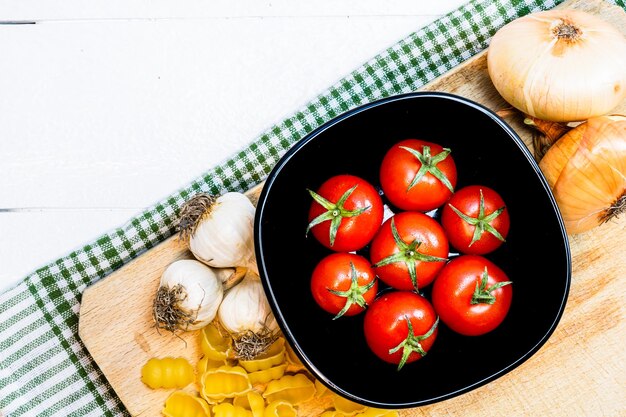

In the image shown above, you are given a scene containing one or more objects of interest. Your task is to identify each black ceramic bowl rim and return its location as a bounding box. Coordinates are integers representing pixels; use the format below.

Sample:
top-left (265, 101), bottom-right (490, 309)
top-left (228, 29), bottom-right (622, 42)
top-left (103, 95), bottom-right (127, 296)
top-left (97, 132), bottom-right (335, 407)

top-left (254, 91), bottom-right (571, 408)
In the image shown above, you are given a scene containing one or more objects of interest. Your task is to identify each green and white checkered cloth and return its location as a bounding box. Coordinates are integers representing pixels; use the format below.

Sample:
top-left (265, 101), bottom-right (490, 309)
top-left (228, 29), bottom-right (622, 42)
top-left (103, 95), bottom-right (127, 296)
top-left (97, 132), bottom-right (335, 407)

top-left (1, 0), bottom-right (623, 415)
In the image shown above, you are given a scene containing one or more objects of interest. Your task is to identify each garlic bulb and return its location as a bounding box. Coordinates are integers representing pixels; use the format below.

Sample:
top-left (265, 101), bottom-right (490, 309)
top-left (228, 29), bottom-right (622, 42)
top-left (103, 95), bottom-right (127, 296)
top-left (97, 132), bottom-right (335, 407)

top-left (217, 271), bottom-right (279, 359)
top-left (177, 192), bottom-right (258, 274)
top-left (153, 259), bottom-right (224, 332)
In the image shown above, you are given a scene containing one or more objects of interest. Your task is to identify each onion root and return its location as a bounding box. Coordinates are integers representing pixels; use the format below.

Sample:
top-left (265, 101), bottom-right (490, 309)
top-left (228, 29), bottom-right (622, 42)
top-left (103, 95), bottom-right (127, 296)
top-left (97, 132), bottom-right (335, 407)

top-left (601, 190), bottom-right (626, 225)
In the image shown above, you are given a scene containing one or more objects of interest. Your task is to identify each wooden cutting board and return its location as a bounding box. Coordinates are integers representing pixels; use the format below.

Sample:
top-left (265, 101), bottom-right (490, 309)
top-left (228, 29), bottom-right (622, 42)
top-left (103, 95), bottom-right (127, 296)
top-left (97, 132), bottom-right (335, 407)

top-left (78, 0), bottom-right (626, 415)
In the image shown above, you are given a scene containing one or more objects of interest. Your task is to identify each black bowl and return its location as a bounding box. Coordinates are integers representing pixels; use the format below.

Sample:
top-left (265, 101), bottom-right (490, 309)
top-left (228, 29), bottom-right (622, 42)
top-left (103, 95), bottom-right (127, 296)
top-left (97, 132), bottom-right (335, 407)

top-left (254, 92), bottom-right (571, 409)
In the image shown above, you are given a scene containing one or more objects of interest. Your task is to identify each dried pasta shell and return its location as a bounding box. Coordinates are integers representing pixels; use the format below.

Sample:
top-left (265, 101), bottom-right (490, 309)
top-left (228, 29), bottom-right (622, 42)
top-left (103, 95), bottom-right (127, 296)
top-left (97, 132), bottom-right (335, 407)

top-left (200, 365), bottom-right (252, 404)
top-left (263, 400), bottom-right (297, 417)
top-left (314, 379), bottom-right (331, 398)
top-left (197, 355), bottom-right (227, 374)
top-left (332, 394), bottom-right (367, 415)
top-left (196, 355), bottom-right (227, 386)
top-left (283, 340), bottom-right (305, 371)
top-left (141, 357), bottom-right (194, 390)
top-left (212, 402), bottom-right (253, 417)
top-left (248, 363), bottom-right (287, 385)
top-left (162, 391), bottom-right (211, 417)
top-left (320, 411), bottom-right (346, 417)
top-left (233, 391), bottom-right (265, 417)
top-left (239, 338), bottom-right (286, 372)
top-left (262, 373), bottom-right (316, 405)
top-left (200, 323), bottom-right (233, 361)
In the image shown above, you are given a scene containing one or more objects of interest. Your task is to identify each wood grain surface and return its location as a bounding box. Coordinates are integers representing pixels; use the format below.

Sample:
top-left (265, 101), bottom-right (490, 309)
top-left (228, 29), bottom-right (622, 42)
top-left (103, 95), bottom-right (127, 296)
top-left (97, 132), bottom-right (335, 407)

top-left (78, 0), bottom-right (626, 415)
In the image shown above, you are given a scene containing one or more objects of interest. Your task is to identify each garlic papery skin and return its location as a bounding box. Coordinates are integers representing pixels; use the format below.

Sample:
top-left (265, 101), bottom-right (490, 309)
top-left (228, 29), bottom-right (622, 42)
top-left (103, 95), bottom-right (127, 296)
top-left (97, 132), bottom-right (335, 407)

top-left (217, 271), bottom-right (278, 359)
top-left (213, 266), bottom-right (248, 290)
top-left (153, 259), bottom-right (224, 332)
top-left (178, 192), bottom-right (258, 274)
top-left (487, 9), bottom-right (626, 122)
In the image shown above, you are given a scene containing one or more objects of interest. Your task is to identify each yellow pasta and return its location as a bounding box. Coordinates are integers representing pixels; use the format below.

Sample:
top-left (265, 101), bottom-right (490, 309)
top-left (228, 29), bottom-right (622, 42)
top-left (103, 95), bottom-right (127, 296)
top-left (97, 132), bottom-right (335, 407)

top-left (140, 357), bottom-right (194, 390)
top-left (283, 340), bottom-right (305, 372)
top-left (332, 394), bottom-right (367, 415)
top-left (200, 365), bottom-right (252, 403)
top-left (197, 355), bottom-right (227, 375)
top-left (314, 379), bottom-right (331, 398)
top-left (200, 322), bottom-right (233, 361)
top-left (196, 355), bottom-right (227, 386)
top-left (263, 400), bottom-right (297, 417)
top-left (212, 402), bottom-right (253, 417)
top-left (162, 391), bottom-right (211, 417)
top-left (262, 373), bottom-right (316, 405)
top-left (239, 338), bottom-right (286, 372)
top-left (233, 391), bottom-right (265, 417)
top-left (248, 364), bottom-right (287, 385)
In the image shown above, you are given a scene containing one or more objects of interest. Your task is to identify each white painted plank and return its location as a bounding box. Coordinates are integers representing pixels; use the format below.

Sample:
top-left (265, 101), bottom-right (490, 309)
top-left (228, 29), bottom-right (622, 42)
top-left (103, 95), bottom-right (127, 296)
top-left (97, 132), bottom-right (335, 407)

top-left (0, 210), bottom-right (140, 291)
top-left (0, 15), bottom-right (445, 209)
top-left (3, 0), bottom-right (466, 20)
top-left (0, 1), bottom-right (469, 294)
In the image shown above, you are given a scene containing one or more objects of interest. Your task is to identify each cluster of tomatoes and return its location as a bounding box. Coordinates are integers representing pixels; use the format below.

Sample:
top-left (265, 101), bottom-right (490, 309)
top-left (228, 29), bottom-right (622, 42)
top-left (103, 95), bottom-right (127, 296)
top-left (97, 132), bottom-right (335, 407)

top-left (306, 139), bottom-right (513, 370)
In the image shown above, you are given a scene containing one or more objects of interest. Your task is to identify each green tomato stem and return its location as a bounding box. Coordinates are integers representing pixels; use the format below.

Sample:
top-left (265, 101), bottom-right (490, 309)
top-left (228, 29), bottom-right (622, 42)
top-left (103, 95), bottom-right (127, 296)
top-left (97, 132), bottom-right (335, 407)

top-left (306, 185), bottom-right (370, 247)
top-left (327, 261), bottom-right (376, 320)
top-left (471, 266), bottom-right (513, 305)
top-left (448, 188), bottom-right (506, 247)
top-left (388, 315), bottom-right (439, 371)
top-left (373, 218), bottom-right (447, 291)
top-left (399, 145), bottom-right (454, 193)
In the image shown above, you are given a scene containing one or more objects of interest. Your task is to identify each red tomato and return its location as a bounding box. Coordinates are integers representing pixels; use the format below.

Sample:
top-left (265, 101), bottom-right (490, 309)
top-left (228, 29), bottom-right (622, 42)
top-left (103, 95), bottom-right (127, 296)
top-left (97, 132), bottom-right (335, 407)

top-left (431, 255), bottom-right (513, 336)
top-left (441, 185), bottom-right (510, 255)
top-left (369, 211), bottom-right (448, 291)
top-left (307, 174), bottom-right (384, 252)
top-left (310, 253), bottom-right (378, 319)
top-left (379, 139), bottom-right (457, 212)
top-left (363, 291), bottom-right (439, 370)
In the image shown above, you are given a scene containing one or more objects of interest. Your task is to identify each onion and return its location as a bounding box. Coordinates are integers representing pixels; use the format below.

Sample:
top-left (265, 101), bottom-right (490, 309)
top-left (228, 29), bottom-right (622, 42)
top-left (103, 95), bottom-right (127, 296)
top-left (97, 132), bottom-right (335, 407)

top-left (487, 9), bottom-right (626, 122)
top-left (539, 114), bottom-right (626, 234)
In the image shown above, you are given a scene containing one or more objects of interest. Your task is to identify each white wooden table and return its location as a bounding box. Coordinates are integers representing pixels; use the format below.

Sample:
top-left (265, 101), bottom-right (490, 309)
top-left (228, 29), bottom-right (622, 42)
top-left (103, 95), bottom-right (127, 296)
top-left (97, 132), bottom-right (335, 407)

top-left (0, 0), bottom-right (467, 294)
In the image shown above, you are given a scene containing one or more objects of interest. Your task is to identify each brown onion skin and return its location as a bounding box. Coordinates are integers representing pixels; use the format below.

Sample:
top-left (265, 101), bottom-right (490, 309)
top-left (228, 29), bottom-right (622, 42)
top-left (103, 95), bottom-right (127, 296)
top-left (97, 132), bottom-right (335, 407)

top-left (487, 9), bottom-right (626, 123)
top-left (539, 115), bottom-right (626, 234)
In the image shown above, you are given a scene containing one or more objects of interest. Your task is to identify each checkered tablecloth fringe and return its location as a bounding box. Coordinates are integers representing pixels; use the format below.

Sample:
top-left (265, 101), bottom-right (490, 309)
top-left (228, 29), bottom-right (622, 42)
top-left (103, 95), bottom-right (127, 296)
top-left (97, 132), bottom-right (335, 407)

top-left (3, 0), bottom-right (623, 415)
